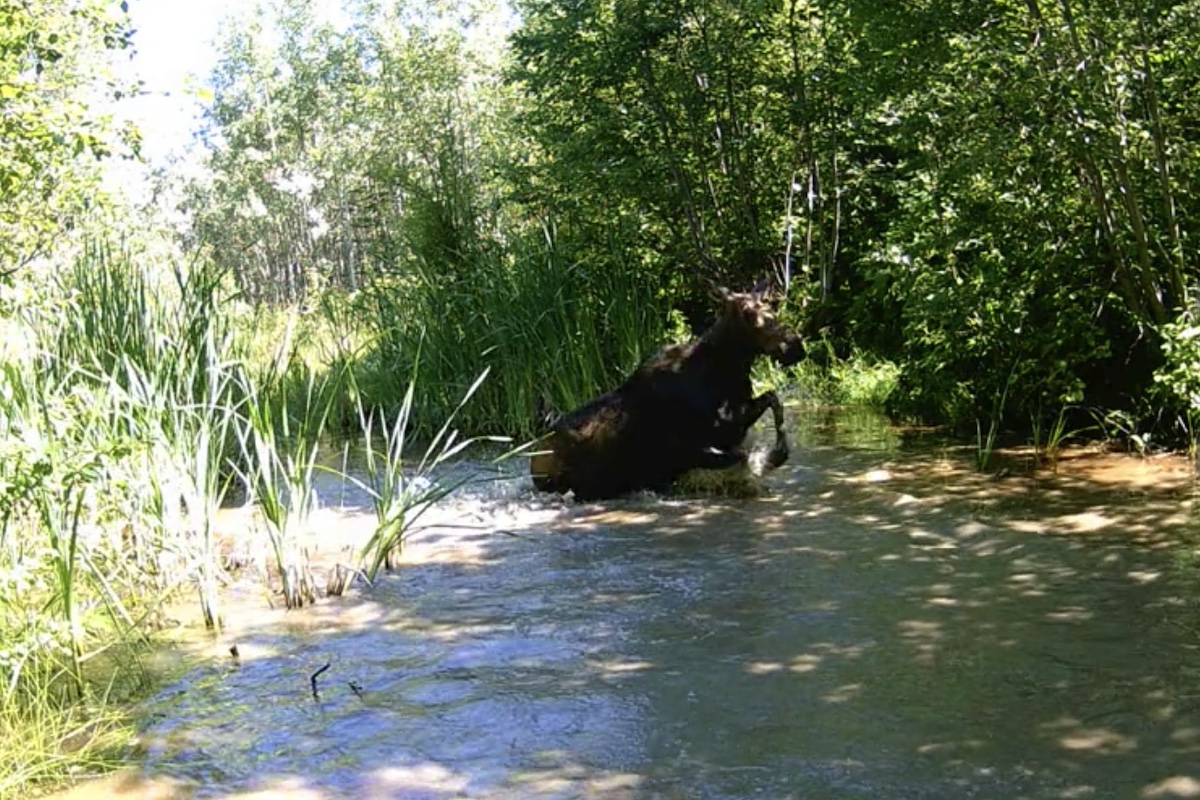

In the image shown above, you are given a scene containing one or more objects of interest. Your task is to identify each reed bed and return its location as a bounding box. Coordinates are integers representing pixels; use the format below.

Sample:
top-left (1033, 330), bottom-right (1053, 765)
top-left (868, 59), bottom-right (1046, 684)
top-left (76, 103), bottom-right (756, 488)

top-left (356, 226), bottom-right (671, 440)
top-left (0, 241), bottom-right (498, 794)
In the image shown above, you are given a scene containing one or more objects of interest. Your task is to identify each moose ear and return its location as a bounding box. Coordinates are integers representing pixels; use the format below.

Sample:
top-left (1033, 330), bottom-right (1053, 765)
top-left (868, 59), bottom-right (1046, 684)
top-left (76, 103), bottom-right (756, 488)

top-left (704, 277), bottom-right (731, 303)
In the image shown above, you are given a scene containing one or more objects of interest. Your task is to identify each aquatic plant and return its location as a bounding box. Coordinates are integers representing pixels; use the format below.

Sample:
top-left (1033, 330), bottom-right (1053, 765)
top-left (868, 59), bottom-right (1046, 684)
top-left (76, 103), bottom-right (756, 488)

top-left (349, 358), bottom-right (500, 583)
top-left (1029, 406), bottom-right (1094, 473)
top-left (234, 331), bottom-right (340, 610)
top-left (974, 362), bottom-right (1019, 472)
top-left (0, 352), bottom-right (158, 794)
top-left (0, 237), bottom-right (322, 791)
top-left (0, 682), bottom-right (134, 797)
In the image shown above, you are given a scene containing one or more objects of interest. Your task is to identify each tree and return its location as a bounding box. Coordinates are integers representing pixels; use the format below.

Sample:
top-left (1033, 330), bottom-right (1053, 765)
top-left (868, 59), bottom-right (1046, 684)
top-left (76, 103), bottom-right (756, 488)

top-left (0, 0), bottom-right (137, 282)
top-left (185, 0), bottom-right (516, 304)
top-left (856, 0), bottom-right (1200, 421)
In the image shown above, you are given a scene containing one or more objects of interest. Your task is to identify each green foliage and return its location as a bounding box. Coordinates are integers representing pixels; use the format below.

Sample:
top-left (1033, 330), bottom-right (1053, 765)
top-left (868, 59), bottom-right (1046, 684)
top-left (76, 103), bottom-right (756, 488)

top-left (0, 242), bottom-right (299, 788)
top-left (831, 357), bottom-right (901, 410)
top-left (848, 0), bottom-right (1198, 426)
top-left (1153, 302), bottom-right (1200, 454)
top-left (756, 339), bottom-right (899, 410)
top-left (172, 0), bottom-right (1200, 440)
top-left (357, 224), bottom-right (670, 439)
top-left (0, 227), bottom-right (502, 794)
top-left (0, 0), bottom-right (138, 279)
top-left (1154, 307), bottom-right (1200, 412)
top-left (1, 240), bottom-right (239, 686)
top-left (506, 0), bottom-right (1200, 431)
top-left (508, 0), bottom-right (846, 290)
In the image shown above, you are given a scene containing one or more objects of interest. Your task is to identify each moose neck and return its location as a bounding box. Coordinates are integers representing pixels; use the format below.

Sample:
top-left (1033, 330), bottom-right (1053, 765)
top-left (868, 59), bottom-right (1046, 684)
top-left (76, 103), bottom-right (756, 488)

top-left (697, 316), bottom-right (761, 374)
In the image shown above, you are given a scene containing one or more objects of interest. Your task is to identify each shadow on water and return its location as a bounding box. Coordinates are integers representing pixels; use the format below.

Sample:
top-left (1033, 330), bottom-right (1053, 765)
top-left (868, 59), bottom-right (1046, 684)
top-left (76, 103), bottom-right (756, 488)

top-left (51, 408), bottom-right (1200, 800)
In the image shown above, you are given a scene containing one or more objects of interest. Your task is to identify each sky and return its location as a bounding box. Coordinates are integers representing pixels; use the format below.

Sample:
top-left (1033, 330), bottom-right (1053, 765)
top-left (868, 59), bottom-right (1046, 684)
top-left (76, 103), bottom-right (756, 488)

top-left (120, 0), bottom-right (241, 166)
top-left (109, 0), bottom-right (512, 200)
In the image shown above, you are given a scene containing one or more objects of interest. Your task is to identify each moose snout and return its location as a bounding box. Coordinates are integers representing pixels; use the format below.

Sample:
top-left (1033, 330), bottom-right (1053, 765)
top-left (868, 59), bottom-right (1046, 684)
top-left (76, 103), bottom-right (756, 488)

top-left (771, 332), bottom-right (805, 367)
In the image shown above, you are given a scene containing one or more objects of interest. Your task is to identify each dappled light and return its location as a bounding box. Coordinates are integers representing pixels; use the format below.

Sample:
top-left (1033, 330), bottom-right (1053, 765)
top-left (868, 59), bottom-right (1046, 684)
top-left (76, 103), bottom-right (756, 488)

top-left (42, 408), bottom-right (1200, 798)
top-left (1143, 777), bottom-right (1200, 799)
top-left (12, 0), bottom-right (1200, 792)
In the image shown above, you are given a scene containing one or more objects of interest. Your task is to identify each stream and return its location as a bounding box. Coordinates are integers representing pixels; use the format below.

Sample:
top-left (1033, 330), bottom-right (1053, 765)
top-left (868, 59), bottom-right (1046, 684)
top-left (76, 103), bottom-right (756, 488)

top-left (55, 409), bottom-right (1200, 799)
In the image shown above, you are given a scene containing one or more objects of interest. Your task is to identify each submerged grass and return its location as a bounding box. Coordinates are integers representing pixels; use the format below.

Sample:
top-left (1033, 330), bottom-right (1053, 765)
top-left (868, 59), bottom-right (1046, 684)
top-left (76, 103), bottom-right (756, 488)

top-left (0, 690), bottom-right (136, 797)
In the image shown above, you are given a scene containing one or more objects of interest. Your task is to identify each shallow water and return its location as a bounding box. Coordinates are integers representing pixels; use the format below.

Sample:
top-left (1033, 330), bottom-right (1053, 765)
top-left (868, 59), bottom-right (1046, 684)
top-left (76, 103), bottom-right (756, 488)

top-left (56, 409), bottom-right (1200, 799)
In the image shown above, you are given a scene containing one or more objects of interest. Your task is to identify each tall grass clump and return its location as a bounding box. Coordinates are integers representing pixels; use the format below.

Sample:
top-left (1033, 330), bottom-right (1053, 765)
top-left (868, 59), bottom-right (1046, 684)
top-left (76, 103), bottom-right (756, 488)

top-left (234, 331), bottom-right (341, 610)
top-left (0, 240), bottom-right (253, 792)
top-left (347, 360), bottom-right (501, 582)
top-left (1, 361), bottom-right (128, 701)
top-left (975, 363), bottom-right (1018, 472)
top-left (358, 223), bottom-right (670, 439)
top-left (1029, 405), bottom-right (1094, 473)
top-left (2, 224), bottom-right (508, 791)
top-left (119, 338), bottom-right (244, 632)
top-left (0, 344), bottom-right (153, 794)
top-left (228, 294), bottom-right (369, 437)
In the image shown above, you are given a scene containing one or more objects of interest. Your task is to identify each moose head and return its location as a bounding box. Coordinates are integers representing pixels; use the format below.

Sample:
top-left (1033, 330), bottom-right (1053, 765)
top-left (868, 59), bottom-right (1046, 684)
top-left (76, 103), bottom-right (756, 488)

top-left (714, 277), bottom-right (804, 366)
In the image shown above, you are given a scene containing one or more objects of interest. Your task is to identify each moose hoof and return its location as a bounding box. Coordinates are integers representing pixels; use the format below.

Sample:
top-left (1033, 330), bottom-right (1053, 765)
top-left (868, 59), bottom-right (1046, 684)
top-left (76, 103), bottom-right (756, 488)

top-left (765, 445), bottom-right (789, 471)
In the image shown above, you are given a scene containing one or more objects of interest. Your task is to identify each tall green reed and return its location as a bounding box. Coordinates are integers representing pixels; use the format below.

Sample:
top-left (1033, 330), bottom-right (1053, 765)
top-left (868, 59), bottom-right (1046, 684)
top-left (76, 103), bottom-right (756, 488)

top-left (976, 362), bottom-right (1018, 472)
top-left (347, 359), bottom-right (499, 583)
top-left (64, 247), bottom-right (246, 630)
top-left (1030, 405), bottom-right (1093, 474)
top-left (234, 319), bottom-right (344, 610)
top-left (1, 235), bottom-right (449, 794)
top-left (0, 359), bottom-right (149, 704)
top-left (2, 241), bottom-right (246, 707)
top-left (360, 224), bottom-right (669, 438)
top-left (111, 341), bottom-right (244, 632)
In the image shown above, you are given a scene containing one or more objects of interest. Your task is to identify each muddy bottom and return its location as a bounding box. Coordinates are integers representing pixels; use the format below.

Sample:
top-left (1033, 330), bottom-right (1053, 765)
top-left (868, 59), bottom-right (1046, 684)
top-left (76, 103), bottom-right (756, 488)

top-left (55, 410), bottom-right (1200, 799)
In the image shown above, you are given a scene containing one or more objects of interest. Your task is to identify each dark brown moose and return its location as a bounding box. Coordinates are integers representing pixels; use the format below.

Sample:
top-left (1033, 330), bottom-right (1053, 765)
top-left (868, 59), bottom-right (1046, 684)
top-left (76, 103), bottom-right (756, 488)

top-left (531, 279), bottom-right (803, 500)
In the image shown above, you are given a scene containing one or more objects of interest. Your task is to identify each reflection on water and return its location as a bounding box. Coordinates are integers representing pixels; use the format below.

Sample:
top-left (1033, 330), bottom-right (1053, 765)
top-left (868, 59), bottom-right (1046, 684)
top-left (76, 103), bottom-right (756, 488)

top-left (51, 408), bottom-right (1200, 799)
top-left (788, 404), bottom-right (907, 453)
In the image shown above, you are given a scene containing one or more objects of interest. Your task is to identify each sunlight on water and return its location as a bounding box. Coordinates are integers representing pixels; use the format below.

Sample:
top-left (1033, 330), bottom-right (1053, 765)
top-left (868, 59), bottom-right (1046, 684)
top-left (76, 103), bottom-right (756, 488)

top-left (49, 408), bottom-right (1200, 800)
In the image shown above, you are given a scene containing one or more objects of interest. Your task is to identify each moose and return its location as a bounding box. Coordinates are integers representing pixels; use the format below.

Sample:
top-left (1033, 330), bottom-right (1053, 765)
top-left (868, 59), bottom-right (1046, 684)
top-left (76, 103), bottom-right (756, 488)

top-left (531, 279), bottom-right (804, 500)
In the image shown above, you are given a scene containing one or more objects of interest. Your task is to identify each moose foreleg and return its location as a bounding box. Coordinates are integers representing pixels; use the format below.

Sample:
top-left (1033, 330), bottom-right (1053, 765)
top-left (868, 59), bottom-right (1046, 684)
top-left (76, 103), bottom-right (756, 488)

top-left (751, 390), bottom-right (789, 470)
top-left (715, 390), bottom-right (790, 471)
